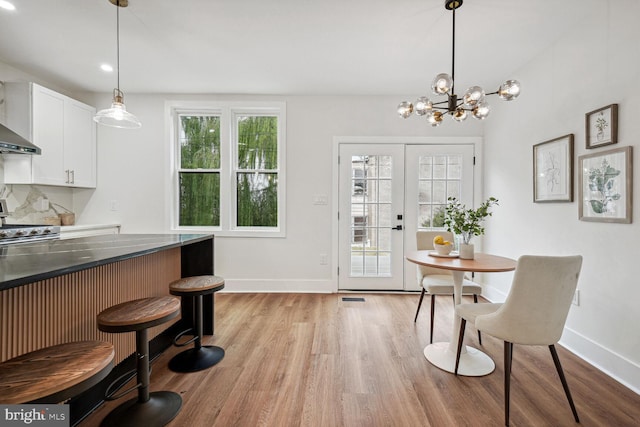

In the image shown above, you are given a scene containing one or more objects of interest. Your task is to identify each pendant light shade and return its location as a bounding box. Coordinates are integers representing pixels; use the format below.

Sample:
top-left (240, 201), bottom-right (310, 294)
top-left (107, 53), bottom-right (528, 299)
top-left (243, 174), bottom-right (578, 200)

top-left (94, 89), bottom-right (141, 129)
top-left (94, 0), bottom-right (141, 129)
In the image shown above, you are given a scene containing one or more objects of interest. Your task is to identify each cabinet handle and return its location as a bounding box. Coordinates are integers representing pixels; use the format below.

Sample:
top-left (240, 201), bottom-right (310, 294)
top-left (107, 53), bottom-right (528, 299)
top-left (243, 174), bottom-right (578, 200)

top-left (70, 170), bottom-right (75, 184)
top-left (65, 169), bottom-right (70, 184)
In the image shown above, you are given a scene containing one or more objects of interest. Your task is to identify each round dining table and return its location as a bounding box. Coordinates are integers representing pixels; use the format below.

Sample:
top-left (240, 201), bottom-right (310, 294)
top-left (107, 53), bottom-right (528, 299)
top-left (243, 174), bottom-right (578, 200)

top-left (406, 250), bottom-right (517, 376)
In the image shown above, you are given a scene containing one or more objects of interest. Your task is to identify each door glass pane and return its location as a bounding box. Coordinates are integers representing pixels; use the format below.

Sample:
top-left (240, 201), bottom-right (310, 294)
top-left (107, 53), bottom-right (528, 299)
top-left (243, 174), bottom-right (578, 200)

top-left (349, 154), bottom-right (393, 277)
top-left (417, 154), bottom-right (463, 231)
top-left (378, 204), bottom-right (392, 227)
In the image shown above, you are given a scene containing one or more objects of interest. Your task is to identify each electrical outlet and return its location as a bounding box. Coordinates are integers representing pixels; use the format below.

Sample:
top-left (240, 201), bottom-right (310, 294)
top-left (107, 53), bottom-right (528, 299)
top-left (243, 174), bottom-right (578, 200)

top-left (572, 290), bottom-right (580, 306)
top-left (109, 200), bottom-right (119, 211)
top-left (319, 253), bottom-right (328, 265)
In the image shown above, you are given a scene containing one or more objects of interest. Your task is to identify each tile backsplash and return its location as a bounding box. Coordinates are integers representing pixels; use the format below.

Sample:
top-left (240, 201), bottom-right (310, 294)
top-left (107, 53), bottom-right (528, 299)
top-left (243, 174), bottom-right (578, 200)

top-left (1, 184), bottom-right (74, 225)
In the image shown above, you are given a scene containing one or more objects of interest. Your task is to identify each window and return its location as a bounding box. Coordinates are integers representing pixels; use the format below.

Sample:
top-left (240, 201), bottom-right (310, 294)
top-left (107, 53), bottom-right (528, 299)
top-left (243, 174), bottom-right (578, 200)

top-left (172, 102), bottom-right (285, 237)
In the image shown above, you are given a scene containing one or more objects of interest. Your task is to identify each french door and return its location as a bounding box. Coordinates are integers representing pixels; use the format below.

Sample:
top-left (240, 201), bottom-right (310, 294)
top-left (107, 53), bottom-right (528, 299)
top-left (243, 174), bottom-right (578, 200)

top-left (338, 143), bottom-right (474, 291)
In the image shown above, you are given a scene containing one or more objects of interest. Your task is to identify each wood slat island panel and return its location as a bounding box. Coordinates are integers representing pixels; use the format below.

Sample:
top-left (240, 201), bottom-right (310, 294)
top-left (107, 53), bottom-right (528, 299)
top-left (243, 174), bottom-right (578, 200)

top-left (0, 247), bottom-right (181, 363)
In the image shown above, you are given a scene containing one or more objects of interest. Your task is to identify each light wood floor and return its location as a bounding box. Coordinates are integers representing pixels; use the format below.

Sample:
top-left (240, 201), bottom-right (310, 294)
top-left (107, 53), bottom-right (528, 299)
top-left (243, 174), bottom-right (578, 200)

top-left (81, 293), bottom-right (640, 426)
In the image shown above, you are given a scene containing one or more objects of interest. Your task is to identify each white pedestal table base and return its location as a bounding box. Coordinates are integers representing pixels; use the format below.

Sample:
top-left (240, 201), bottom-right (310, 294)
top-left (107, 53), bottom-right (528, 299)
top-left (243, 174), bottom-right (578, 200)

top-left (424, 342), bottom-right (495, 376)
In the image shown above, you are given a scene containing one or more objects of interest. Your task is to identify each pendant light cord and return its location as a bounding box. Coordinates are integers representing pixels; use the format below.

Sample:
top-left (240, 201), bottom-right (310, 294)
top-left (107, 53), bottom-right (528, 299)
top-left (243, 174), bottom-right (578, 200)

top-left (451, 7), bottom-right (455, 96)
top-left (116, 2), bottom-right (120, 92)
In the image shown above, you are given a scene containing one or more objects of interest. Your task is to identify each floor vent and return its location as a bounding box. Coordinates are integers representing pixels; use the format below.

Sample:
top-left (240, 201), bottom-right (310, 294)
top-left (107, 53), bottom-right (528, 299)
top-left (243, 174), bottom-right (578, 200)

top-left (342, 297), bottom-right (366, 302)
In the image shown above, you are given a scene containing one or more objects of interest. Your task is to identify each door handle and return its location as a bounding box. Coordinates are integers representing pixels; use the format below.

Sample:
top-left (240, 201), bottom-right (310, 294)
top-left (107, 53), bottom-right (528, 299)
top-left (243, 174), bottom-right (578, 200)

top-left (391, 225), bottom-right (403, 230)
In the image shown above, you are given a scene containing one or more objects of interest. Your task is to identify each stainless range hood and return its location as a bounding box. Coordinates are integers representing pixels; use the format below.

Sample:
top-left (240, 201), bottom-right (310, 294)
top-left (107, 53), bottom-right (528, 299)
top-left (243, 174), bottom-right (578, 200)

top-left (0, 122), bottom-right (41, 154)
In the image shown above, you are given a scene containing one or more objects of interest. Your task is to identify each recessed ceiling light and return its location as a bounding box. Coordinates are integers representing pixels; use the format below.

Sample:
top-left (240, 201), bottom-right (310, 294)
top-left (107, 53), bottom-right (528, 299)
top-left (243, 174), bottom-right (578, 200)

top-left (100, 64), bottom-right (114, 72)
top-left (0, 1), bottom-right (16, 11)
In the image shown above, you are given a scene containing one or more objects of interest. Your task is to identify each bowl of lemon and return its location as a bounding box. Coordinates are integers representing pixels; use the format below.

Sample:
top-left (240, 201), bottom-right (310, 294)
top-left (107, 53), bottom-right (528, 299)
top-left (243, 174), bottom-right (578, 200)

top-left (432, 235), bottom-right (454, 255)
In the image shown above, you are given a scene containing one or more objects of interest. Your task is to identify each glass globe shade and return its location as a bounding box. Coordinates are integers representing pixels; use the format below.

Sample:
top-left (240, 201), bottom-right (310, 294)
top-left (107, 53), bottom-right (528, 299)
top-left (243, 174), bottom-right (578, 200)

top-left (472, 102), bottom-right (491, 120)
top-left (463, 86), bottom-right (485, 107)
top-left (427, 111), bottom-right (443, 127)
top-left (431, 73), bottom-right (453, 95)
top-left (498, 80), bottom-right (521, 101)
top-left (414, 97), bottom-right (433, 116)
top-left (452, 108), bottom-right (468, 122)
top-left (397, 101), bottom-right (414, 118)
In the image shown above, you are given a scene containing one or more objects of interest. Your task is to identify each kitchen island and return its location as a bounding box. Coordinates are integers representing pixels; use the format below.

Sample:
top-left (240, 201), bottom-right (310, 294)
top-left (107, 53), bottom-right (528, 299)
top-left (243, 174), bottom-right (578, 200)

top-left (0, 233), bottom-right (215, 424)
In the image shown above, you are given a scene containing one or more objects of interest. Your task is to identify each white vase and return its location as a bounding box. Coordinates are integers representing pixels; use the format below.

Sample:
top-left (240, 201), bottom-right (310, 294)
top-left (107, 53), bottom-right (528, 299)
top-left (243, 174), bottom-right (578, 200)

top-left (459, 243), bottom-right (474, 260)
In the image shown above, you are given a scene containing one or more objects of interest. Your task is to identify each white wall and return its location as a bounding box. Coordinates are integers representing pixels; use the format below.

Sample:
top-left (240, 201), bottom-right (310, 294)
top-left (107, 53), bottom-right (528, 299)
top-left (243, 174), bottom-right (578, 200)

top-left (483, 0), bottom-right (640, 392)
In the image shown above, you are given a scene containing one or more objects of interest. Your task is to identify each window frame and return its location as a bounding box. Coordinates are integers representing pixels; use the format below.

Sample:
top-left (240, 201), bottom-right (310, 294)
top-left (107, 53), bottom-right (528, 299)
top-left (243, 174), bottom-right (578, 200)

top-left (169, 101), bottom-right (286, 237)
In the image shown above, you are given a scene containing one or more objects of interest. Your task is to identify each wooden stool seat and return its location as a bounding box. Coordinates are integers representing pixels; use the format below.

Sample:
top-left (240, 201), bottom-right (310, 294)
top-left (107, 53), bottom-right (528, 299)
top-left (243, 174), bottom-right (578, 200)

top-left (97, 296), bottom-right (181, 333)
top-left (168, 275), bottom-right (225, 373)
top-left (169, 275), bottom-right (225, 296)
top-left (97, 296), bottom-right (182, 427)
top-left (0, 341), bottom-right (114, 404)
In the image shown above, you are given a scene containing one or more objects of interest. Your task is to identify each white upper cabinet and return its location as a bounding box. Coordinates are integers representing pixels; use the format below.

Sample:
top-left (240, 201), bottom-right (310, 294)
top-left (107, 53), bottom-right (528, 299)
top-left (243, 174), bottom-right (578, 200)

top-left (3, 83), bottom-right (97, 188)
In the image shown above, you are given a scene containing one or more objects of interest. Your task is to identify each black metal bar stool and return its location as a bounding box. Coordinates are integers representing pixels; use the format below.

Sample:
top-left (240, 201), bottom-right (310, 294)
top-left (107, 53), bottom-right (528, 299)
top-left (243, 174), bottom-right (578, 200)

top-left (0, 340), bottom-right (114, 404)
top-left (97, 296), bottom-right (181, 427)
top-left (169, 275), bottom-right (225, 373)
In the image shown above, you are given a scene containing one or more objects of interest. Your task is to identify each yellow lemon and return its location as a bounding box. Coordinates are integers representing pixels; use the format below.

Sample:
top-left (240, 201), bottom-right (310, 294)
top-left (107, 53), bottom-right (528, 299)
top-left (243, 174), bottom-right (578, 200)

top-left (433, 235), bottom-right (444, 245)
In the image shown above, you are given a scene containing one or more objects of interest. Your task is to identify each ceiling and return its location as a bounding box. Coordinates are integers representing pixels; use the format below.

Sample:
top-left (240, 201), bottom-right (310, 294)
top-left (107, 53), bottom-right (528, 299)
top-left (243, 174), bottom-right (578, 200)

top-left (0, 0), bottom-right (597, 96)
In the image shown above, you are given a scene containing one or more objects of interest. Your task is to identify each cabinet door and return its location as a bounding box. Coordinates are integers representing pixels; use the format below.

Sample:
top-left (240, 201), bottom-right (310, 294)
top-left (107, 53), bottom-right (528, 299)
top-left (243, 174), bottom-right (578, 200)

top-left (64, 99), bottom-right (97, 188)
top-left (31, 85), bottom-right (66, 186)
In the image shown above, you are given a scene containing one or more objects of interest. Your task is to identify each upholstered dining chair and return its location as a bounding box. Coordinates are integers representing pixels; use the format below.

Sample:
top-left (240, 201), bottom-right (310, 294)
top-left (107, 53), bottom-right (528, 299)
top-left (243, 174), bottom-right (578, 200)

top-left (453, 255), bottom-right (583, 426)
top-left (414, 231), bottom-right (482, 344)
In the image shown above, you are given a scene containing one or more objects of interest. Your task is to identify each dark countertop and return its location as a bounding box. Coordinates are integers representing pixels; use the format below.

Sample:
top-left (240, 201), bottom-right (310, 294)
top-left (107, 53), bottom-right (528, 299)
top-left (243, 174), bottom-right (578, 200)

top-left (0, 233), bottom-right (213, 291)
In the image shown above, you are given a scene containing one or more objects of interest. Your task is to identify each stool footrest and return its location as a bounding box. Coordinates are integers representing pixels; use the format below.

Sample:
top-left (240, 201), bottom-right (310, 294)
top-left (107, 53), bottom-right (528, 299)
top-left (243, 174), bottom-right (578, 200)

top-left (173, 328), bottom-right (197, 347)
top-left (104, 367), bottom-right (146, 401)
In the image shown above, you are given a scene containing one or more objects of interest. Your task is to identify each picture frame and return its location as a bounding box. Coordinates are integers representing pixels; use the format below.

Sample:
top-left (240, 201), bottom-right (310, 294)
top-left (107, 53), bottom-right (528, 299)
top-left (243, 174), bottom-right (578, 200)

top-left (585, 104), bottom-right (618, 149)
top-left (579, 146), bottom-right (632, 223)
top-left (533, 134), bottom-right (574, 203)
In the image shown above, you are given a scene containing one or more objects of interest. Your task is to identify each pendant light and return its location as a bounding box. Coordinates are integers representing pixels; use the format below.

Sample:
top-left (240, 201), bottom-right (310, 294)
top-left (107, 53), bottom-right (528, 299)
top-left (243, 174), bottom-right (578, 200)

top-left (397, 0), bottom-right (520, 126)
top-left (93, 0), bottom-right (141, 129)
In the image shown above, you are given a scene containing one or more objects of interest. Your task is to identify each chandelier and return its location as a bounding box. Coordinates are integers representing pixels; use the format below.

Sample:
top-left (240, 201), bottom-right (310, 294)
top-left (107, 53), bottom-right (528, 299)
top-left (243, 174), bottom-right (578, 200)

top-left (397, 0), bottom-right (520, 126)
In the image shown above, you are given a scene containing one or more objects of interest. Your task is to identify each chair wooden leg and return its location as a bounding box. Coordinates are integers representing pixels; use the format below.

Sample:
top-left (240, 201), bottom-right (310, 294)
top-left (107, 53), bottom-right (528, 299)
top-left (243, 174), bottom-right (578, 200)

top-left (430, 295), bottom-right (436, 344)
top-left (454, 318), bottom-right (466, 375)
top-left (504, 341), bottom-right (513, 426)
top-left (549, 344), bottom-right (580, 423)
top-left (473, 294), bottom-right (482, 345)
top-left (414, 288), bottom-right (426, 322)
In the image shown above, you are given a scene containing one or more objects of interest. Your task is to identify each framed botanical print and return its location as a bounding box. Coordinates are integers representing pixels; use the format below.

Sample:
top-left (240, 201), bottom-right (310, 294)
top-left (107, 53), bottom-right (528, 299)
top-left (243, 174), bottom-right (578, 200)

top-left (579, 146), bottom-right (632, 223)
top-left (533, 134), bottom-right (574, 202)
top-left (585, 104), bottom-right (618, 149)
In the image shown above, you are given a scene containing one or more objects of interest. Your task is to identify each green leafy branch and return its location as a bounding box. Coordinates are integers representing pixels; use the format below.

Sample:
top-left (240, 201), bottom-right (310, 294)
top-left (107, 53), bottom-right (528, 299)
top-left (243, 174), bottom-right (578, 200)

top-left (444, 197), bottom-right (499, 244)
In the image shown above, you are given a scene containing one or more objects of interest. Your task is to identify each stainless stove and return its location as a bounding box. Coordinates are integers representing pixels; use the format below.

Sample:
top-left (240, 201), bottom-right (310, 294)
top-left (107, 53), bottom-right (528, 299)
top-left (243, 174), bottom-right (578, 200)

top-left (0, 199), bottom-right (61, 244)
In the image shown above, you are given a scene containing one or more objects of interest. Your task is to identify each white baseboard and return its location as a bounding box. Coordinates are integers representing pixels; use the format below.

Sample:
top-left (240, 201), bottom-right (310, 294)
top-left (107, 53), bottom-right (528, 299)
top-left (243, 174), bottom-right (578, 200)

top-left (219, 279), bottom-right (335, 293)
top-left (482, 283), bottom-right (640, 395)
top-left (560, 327), bottom-right (640, 394)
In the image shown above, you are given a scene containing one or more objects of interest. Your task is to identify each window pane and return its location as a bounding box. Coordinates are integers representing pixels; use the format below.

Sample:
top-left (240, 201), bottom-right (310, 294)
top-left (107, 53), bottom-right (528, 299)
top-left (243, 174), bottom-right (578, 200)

top-left (179, 172), bottom-right (220, 226)
top-left (433, 155), bottom-right (447, 179)
top-left (378, 156), bottom-right (392, 178)
top-left (180, 116), bottom-right (220, 169)
top-left (448, 155), bottom-right (462, 179)
top-left (237, 116), bottom-right (278, 170)
top-left (237, 172), bottom-right (278, 227)
top-left (418, 181), bottom-right (431, 203)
